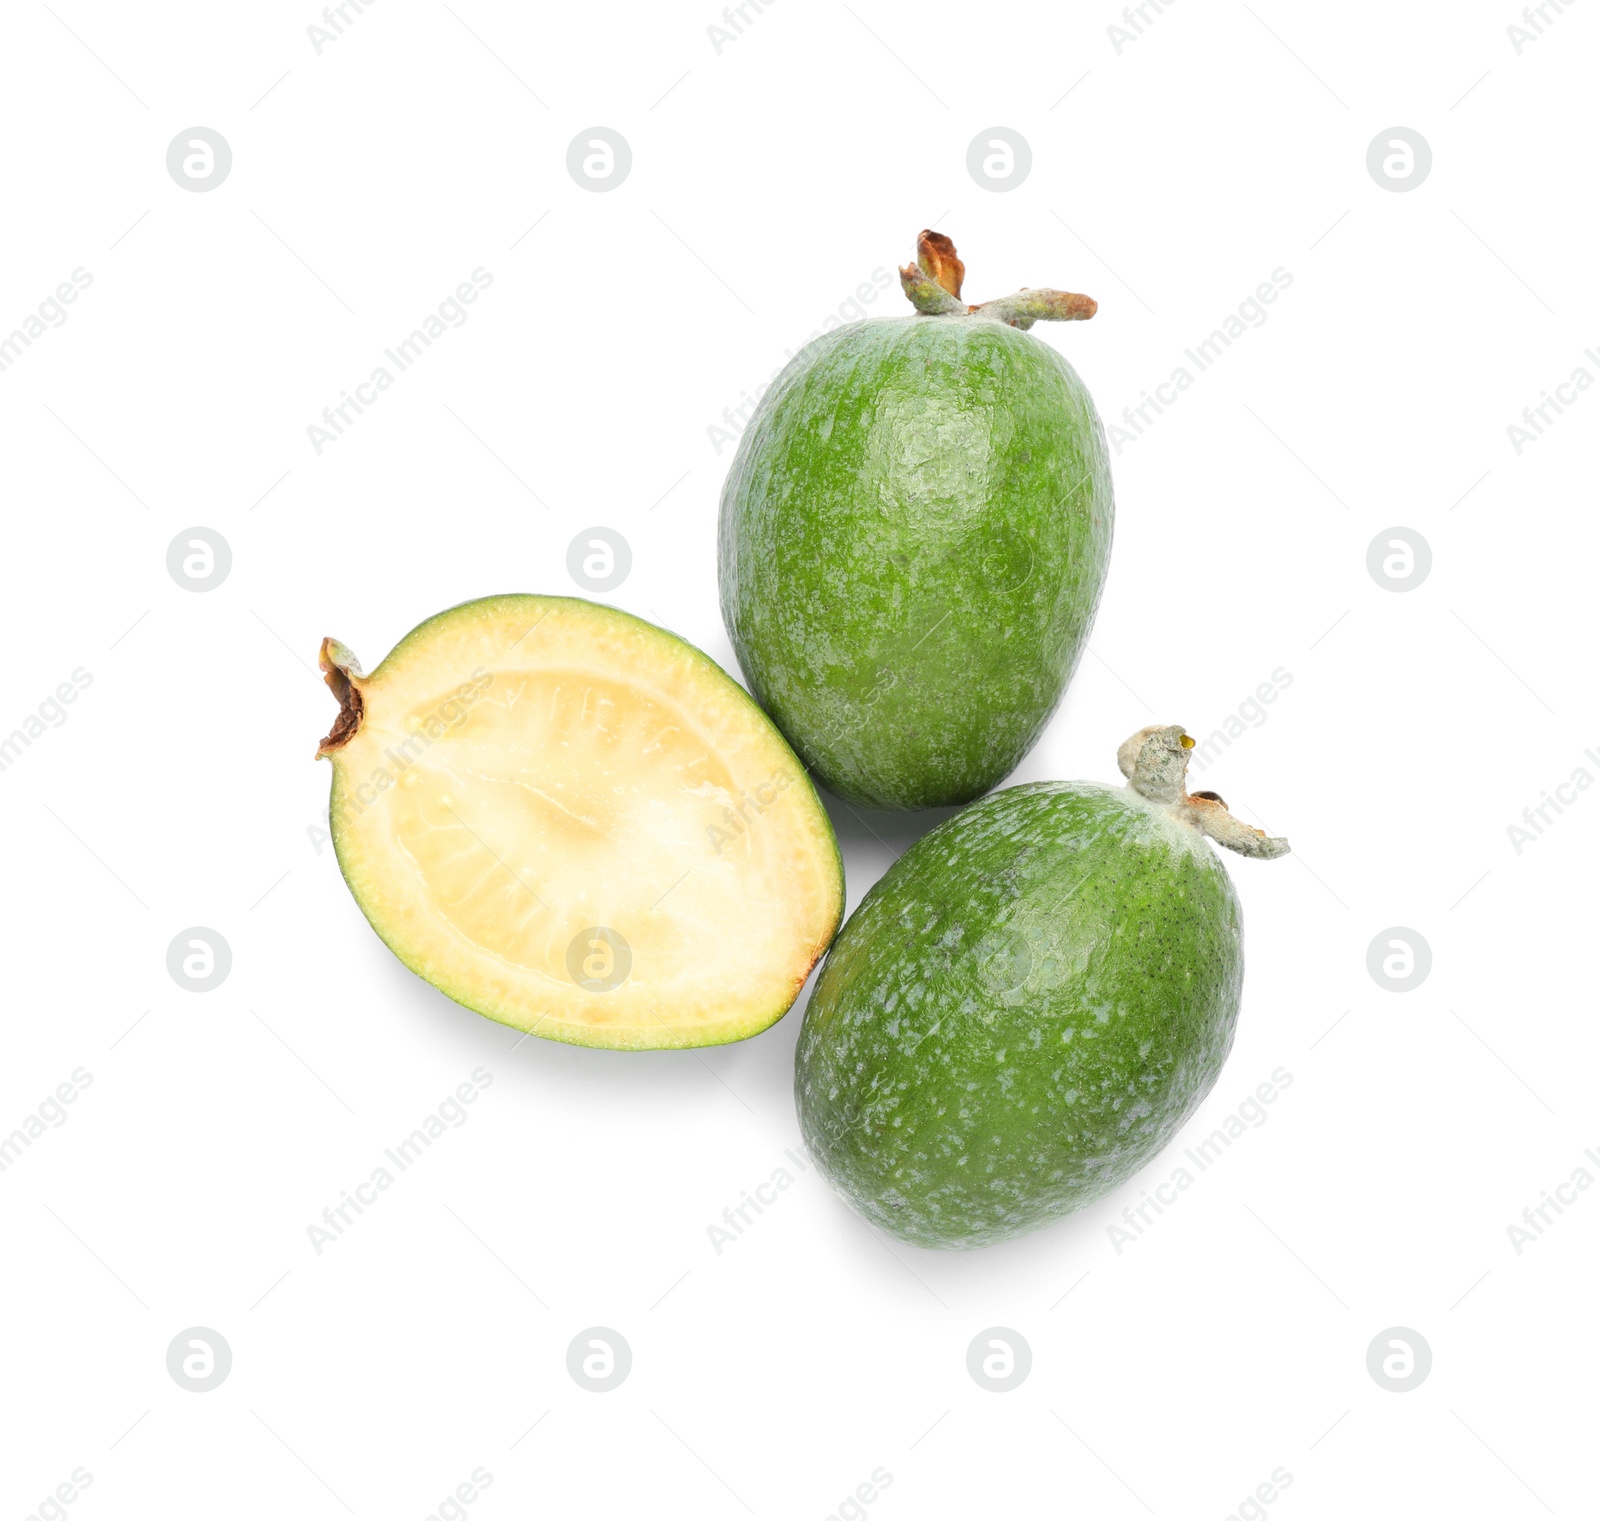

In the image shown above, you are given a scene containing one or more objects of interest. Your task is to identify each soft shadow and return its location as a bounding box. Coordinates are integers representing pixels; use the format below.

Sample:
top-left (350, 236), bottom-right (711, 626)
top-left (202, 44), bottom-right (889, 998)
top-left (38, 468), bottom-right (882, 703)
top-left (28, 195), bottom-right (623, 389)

top-left (816, 791), bottom-right (963, 911)
top-left (368, 927), bottom-right (816, 1122)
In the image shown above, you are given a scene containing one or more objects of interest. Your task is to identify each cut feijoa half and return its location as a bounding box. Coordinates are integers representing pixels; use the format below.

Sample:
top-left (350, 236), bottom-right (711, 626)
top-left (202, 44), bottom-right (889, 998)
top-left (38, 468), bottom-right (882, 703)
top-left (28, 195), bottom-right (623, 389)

top-left (317, 594), bottom-right (844, 1050)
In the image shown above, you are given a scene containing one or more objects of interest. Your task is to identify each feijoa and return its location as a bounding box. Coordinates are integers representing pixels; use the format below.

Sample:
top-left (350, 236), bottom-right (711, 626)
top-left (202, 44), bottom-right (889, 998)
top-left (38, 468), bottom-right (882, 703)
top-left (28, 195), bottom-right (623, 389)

top-left (719, 230), bottom-right (1112, 807)
top-left (318, 594), bottom-right (843, 1050)
top-left (795, 726), bottom-right (1288, 1248)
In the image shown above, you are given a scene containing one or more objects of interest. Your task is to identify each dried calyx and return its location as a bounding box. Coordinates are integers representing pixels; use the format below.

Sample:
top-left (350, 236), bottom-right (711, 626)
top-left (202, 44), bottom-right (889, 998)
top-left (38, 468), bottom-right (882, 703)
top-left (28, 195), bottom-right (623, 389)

top-left (316, 638), bottom-right (365, 757)
top-left (898, 230), bottom-right (1097, 330)
top-left (1118, 724), bottom-right (1290, 860)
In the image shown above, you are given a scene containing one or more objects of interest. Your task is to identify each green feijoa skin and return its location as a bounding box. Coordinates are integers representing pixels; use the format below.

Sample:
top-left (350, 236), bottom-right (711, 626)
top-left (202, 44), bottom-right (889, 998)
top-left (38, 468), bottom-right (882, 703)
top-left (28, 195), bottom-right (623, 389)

top-left (794, 726), bottom-right (1290, 1250)
top-left (718, 230), bottom-right (1112, 809)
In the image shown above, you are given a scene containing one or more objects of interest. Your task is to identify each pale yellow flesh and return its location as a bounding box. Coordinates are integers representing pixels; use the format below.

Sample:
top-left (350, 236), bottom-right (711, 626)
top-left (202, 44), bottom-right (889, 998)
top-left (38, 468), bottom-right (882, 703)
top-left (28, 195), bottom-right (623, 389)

top-left (328, 596), bottom-right (843, 1049)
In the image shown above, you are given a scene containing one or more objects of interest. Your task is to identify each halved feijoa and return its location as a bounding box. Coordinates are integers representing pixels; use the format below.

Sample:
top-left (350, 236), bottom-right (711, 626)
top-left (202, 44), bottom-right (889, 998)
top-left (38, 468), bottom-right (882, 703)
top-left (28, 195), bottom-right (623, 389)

top-left (317, 594), bottom-right (843, 1050)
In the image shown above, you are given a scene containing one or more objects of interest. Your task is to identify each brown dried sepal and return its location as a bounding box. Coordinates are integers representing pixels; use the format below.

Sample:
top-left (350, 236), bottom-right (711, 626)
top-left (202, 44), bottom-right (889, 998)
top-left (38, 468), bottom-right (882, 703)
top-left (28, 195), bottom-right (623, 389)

top-left (316, 636), bottom-right (365, 757)
top-left (916, 230), bottom-right (964, 299)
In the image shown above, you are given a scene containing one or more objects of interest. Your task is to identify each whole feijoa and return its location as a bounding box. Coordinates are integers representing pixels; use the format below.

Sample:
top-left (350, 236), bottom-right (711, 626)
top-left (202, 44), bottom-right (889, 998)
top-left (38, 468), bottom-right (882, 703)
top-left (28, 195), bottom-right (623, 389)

top-left (719, 230), bottom-right (1112, 808)
top-left (795, 726), bottom-right (1289, 1249)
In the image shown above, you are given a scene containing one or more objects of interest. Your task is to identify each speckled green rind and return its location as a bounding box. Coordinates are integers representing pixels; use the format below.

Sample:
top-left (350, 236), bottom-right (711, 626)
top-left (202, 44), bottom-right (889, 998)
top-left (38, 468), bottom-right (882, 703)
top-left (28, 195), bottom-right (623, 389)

top-left (719, 315), bottom-right (1113, 808)
top-left (795, 782), bottom-right (1244, 1249)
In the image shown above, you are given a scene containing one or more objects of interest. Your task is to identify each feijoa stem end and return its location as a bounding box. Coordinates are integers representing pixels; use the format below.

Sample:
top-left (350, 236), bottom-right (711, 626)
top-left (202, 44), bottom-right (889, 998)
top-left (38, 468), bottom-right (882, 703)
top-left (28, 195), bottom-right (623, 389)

top-left (1118, 724), bottom-right (1290, 860)
top-left (898, 229), bottom-right (1098, 329)
top-left (316, 637), bottom-right (365, 758)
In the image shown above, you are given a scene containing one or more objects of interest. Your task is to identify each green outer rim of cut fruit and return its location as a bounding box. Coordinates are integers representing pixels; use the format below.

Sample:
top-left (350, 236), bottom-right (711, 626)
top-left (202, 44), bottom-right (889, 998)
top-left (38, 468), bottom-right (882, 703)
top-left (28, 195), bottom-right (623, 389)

top-left (324, 593), bottom-right (845, 1052)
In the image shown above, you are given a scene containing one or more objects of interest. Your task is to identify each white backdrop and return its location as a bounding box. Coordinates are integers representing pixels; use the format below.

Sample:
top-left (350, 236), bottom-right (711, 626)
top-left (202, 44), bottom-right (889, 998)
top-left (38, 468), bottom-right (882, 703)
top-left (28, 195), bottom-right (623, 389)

top-left (1, 2), bottom-right (1594, 1517)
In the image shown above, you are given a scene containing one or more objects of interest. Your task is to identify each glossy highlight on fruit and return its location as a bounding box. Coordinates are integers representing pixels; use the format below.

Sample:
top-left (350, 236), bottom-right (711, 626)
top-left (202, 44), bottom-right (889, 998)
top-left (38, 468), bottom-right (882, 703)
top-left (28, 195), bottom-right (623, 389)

top-left (795, 726), bottom-right (1288, 1248)
top-left (720, 230), bottom-right (1113, 808)
top-left (317, 594), bottom-right (843, 1050)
